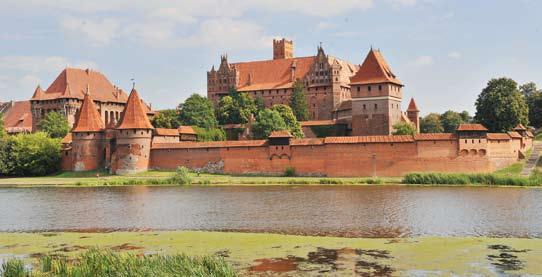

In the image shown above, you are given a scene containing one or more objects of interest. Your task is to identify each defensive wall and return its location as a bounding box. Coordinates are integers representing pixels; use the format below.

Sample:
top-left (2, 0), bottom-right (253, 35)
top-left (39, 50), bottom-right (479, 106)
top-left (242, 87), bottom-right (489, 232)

top-left (149, 131), bottom-right (532, 177)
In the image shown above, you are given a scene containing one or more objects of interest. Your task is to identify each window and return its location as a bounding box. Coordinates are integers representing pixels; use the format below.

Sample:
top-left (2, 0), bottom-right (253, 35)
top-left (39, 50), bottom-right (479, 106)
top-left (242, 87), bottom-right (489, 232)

top-left (374, 104), bottom-right (378, 109)
top-left (368, 86), bottom-right (372, 91)
top-left (357, 86), bottom-right (360, 92)
top-left (378, 85), bottom-right (382, 91)
top-left (363, 104), bottom-right (366, 110)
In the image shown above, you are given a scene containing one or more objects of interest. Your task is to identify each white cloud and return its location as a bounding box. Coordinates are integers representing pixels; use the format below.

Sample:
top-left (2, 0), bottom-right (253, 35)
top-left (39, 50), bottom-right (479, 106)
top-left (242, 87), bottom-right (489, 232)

top-left (389, 0), bottom-right (418, 8)
top-left (412, 55), bottom-right (434, 66)
top-left (448, 52), bottom-right (461, 59)
top-left (0, 56), bottom-right (98, 100)
top-left (61, 17), bottom-right (120, 46)
top-left (316, 21), bottom-right (336, 30)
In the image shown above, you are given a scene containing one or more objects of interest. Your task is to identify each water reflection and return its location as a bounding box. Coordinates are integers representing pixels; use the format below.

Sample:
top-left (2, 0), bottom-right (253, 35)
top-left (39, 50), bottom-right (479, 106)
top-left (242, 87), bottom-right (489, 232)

top-left (0, 186), bottom-right (541, 238)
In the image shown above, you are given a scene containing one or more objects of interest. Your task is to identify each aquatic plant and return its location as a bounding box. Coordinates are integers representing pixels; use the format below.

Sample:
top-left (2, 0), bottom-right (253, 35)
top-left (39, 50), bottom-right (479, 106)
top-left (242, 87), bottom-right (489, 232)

top-left (402, 172), bottom-right (542, 186)
top-left (1, 248), bottom-right (237, 277)
top-left (169, 166), bottom-right (193, 185)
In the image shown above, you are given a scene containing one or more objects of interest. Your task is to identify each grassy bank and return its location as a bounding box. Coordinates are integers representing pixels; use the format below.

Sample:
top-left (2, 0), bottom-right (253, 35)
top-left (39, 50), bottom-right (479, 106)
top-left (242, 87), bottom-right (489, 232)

top-left (402, 171), bottom-right (542, 186)
top-left (2, 248), bottom-right (235, 277)
top-left (0, 170), bottom-right (399, 187)
top-left (0, 231), bottom-right (541, 276)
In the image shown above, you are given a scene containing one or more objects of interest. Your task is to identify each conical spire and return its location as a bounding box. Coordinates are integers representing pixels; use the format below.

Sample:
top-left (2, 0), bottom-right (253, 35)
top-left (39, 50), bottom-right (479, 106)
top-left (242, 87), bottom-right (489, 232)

top-left (116, 88), bottom-right (153, 130)
top-left (350, 48), bottom-right (402, 85)
top-left (407, 98), bottom-right (419, 112)
top-left (31, 85), bottom-right (43, 99)
top-left (72, 93), bottom-right (105, 132)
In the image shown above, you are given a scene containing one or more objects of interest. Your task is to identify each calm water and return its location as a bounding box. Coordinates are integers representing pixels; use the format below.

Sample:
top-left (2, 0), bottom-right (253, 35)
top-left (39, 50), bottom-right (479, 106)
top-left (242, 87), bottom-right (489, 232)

top-left (0, 185), bottom-right (541, 237)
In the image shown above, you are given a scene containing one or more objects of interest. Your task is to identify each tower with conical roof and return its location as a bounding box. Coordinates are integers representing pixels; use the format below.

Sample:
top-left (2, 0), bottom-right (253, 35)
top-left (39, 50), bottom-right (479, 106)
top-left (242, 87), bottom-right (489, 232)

top-left (112, 88), bottom-right (154, 175)
top-left (407, 98), bottom-right (420, 133)
top-left (349, 48), bottom-right (404, 135)
top-left (70, 92), bottom-right (106, 171)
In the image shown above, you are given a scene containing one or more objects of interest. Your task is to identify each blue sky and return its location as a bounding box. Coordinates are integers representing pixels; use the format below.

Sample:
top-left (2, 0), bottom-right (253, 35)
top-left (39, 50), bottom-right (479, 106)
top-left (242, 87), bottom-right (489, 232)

top-left (0, 0), bottom-right (540, 115)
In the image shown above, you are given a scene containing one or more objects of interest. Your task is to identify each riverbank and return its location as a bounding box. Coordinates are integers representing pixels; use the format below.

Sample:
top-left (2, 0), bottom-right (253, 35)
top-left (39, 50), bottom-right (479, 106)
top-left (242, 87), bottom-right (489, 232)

top-left (1, 231), bottom-right (541, 275)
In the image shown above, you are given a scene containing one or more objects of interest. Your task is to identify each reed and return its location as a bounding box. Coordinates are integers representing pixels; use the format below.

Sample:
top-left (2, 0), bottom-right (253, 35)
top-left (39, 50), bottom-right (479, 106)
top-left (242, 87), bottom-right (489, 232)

top-left (402, 172), bottom-right (542, 186)
top-left (1, 248), bottom-right (236, 277)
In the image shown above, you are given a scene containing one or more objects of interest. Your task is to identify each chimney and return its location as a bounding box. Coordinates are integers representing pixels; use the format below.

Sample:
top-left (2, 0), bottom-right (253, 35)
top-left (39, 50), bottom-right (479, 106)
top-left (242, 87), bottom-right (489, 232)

top-left (273, 38), bottom-right (293, 60)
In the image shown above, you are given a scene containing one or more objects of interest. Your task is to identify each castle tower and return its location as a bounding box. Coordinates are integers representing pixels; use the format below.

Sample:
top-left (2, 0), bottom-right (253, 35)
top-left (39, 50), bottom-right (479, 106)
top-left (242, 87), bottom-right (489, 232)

top-left (349, 48), bottom-right (404, 135)
top-left (71, 92), bottom-right (106, 171)
top-left (112, 88), bottom-right (153, 175)
top-left (273, 38), bottom-right (293, 60)
top-left (407, 98), bottom-right (420, 133)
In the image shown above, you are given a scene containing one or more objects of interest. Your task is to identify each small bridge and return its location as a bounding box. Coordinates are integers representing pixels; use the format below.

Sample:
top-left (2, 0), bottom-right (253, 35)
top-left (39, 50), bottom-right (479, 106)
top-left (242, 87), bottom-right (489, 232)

top-left (521, 141), bottom-right (542, 176)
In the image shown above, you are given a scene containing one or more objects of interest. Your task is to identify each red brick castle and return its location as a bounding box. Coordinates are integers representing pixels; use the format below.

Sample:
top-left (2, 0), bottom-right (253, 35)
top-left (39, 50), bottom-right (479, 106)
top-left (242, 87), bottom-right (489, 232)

top-left (208, 39), bottom-right (417, 136)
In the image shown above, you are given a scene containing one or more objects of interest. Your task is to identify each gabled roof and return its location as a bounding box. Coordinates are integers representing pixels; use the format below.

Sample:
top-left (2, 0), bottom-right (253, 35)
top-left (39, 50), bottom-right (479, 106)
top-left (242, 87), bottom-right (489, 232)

top-left (269, 130), bottom-right (293, 138)
top-left (507, 131), bottom-right (522, 139)
top-left (456, 124), bottom-right (488, 132)
top-left (407, 98), bottom-right (419, 112)
top-left (232, 56), bottom-right (315, 91)
top-left (72, 93), bottom-right (105, 132)
top-left (116, 88), bottom-right (153, 130)
top-left (32, 68), bottom-right (128, 103)
top-left (2, 101), bottom-right (33, 133)
top-left (414, 133), bottom-right (457, 141)
top-left (154, 128), bottom-right (180, 136)
top-left (513, 124), bottom-right (527, 131)
top-left (178, 126), bottom-right (196, 135)
top-left (487, 133), bottom-right (511, 140)
top-left (350, 49), bottom-right (402, 86)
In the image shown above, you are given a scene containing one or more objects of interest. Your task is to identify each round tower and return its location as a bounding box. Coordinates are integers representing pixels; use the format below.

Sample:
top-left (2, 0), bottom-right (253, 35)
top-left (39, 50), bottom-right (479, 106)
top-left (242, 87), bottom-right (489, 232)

top-left (71, 92), bottom-right (106, 171)
top-left (407, 98), bottom-right (420, 133)
top-left (112, 88), bottom-right (153, 175)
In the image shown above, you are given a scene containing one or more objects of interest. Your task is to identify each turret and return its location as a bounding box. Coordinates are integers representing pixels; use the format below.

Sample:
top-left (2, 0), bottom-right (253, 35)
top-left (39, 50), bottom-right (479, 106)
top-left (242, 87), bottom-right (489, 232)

top-left (407, 98), bottom-right (420, 133)
top-left (112, 88), bottom-right (154, 175)
top-left (70, 92), bottom-right (106, 171)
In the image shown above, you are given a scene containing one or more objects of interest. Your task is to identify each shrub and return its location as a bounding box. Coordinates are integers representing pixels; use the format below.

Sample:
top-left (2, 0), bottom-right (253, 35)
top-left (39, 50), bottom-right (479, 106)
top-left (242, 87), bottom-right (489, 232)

top-left (319, 179), bottom-right (343, 184)
top-left (402, 172), bottom-right (542, 186)
top-left (0, 132), bottom-right (61, 176)
top-left (284, 167), bottom-right (296, 177)
top-left (169, 166), bottom-right (192, 185)
top-left (2, 248), bottom-right (237, 277)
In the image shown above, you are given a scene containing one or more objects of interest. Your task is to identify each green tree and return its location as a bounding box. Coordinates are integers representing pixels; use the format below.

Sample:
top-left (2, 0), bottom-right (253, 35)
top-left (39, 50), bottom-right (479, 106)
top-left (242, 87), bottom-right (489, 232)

top-left (151, 109), bottom-right (180, 129)
top-left (459, 111), bottom-right (472, 123)
top-left (193, 127), bottom-right (226, 142)
top-left (440, 110), bottom-right (463, 133)
top-left (255, 95), bottom-right (265, 112)
top-left (37, 111), bottom-right (70, 138)
top-left (392, 122), bottom-right (416, 135)
top-left (520, 82), bottom-right (542, 128)
top-left (270, 104), bottom-right (304, 138)
top-left (178, 94), bottom-right (218, 129)
top-left (0, 132), bottom-right (61, 176)
top-left (217, 90), bottom-right (257, 125)
top-left (289, 81), bottom-right (310, 121)
top-left (474, 78), bottom-right (529, 132)
top-left (252, 109), bottom-right (287, 139)
top-left (420, 113), bottom-right (444, 133)
top-left (0, 113), bottom-right (6, 138)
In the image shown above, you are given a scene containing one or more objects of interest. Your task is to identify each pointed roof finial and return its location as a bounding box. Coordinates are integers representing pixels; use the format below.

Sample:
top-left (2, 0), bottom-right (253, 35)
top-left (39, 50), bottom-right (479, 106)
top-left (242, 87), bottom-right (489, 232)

top-left (85, 83), bottom-right (90, 95)
top-left (130, 78), bottom-right (135, 90)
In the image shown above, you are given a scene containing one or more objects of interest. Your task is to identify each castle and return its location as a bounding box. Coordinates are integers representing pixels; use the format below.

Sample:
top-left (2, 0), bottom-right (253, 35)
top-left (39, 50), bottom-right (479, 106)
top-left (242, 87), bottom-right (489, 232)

top-left (60, 86), bottom-right (533, 176)
top-left (208, 39), bottom-right (418, 136)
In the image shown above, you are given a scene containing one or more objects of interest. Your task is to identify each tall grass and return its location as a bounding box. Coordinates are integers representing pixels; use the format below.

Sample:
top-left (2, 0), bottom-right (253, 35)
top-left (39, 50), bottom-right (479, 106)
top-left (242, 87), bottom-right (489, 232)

top-left (1, 248), bottom-right (237, 277)
top-left (403, 172), bottom-right (542, 186)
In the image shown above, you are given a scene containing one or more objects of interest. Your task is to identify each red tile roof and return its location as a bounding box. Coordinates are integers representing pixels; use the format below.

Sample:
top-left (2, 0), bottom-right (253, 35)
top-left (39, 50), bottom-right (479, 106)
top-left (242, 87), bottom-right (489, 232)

top-left (414, 133), bottom-right (457, 141)
top-left (154, 128), bottom-right (179, 136)
top-left (350, 49), bottom-right (402, 85)
top-left (72, 93), bottom-right (105, 132)
top-left (407, 98), bottom-right (419, 112)
top-left (269, 130), bottom-right (293, 138)
top-left (32, 68), bottom-right (128, 103)
top-left (61, 133), bottom-right (73, 144)
top-left (487, 133), bottom-right (511, 140)
top-left (178, 126), bottom-right (196, 135)
top-left (513, 124), bottom-right (527, 131)
top-left (2, 101), bottom-right (33, 133)
top-left (232, 56), bottom-right (315, 91)
top-left (117, 88), bottom-right (153, 130)
top-left (456, 124), bottom-right (488, 131)
top-left (526, 131), bottom-right (534, 138)
top-left (31, 85), bottom-right (44, 99)
top-left (152, 140), bottom-right (267, 149)
top-left (290, 138), bottom-right (325, 146)
top-left (300, 120), bottom-right (338, 127)
top-left (507, 131), bottom-right (522, 139)
top-left (324, 135), bottom-right (414, 144)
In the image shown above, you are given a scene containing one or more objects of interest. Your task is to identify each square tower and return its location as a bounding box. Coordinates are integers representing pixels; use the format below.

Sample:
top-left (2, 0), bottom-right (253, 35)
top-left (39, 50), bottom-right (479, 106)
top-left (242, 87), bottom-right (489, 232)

top-left (273, 38), bottom-right (294, 60)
